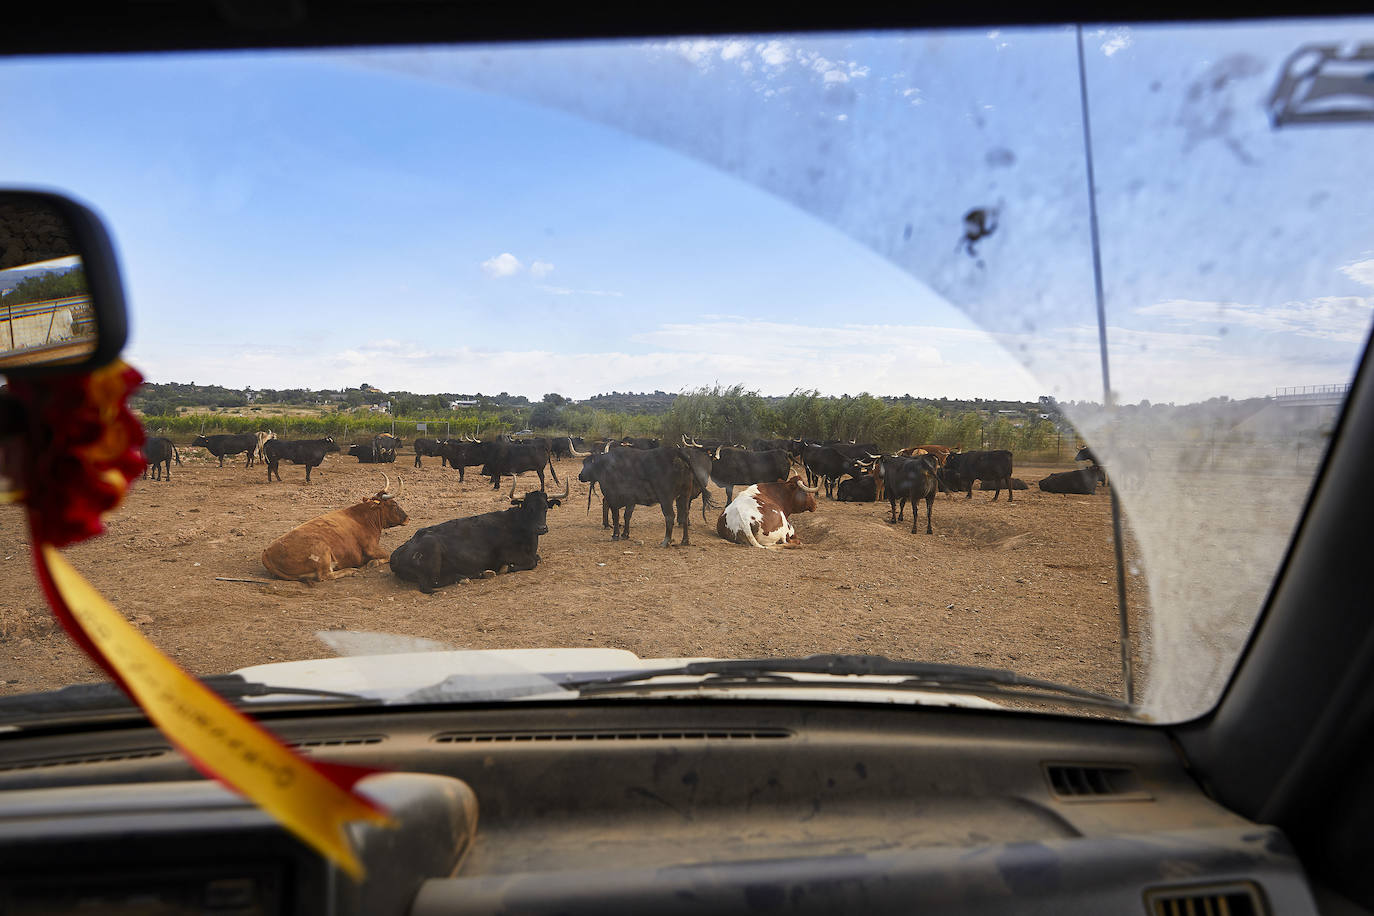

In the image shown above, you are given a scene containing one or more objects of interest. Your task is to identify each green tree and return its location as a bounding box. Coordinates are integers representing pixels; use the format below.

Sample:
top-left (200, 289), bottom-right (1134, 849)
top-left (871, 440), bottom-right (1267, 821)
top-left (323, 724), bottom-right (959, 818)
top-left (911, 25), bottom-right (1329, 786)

top-left (529, 402), bottom-right (561, 429)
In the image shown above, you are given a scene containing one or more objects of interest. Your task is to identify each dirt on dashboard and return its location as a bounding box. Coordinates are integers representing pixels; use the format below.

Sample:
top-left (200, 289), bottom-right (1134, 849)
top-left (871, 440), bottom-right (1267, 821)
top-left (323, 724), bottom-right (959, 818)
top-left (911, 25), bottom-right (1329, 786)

top-left (0, 450), bottom-right (1150, 701)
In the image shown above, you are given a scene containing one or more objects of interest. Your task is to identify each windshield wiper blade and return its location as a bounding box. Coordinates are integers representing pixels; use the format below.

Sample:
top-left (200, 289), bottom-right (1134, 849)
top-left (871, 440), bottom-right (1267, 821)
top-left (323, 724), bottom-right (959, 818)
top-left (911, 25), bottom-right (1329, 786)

top-left (0, 675), bottom-right (376, 724)
top-left (561, 654), bottom-right (1128, 709)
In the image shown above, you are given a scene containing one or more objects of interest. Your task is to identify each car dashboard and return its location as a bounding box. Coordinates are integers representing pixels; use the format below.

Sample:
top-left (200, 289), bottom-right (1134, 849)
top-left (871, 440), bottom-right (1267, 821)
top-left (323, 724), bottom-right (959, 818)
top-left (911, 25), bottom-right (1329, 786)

top-left (0, 700), bottom-right (1318, 914)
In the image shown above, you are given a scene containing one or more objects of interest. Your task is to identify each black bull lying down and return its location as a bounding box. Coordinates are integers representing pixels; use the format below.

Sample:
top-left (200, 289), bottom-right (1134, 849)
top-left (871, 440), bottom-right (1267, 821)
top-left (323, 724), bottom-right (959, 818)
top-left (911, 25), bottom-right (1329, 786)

top-left (578, 446), bottom-right (716, 546)
top-left (837, 474), bottom-right (877, 502)
top-left (348, 439), bottom-right (399, 464)
top-left (390, 480), bottom-right (568, 593)
top-left (263, 437), bottom-right (340, 482)
top-left (1038, 466), bottom-right (1106, 494)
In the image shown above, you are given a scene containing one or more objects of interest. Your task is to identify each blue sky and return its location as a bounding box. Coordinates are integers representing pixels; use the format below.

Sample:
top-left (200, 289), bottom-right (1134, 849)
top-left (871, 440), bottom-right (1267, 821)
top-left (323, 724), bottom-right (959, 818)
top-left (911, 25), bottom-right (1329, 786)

top-left (1, 21), bottom-right (1371, 403)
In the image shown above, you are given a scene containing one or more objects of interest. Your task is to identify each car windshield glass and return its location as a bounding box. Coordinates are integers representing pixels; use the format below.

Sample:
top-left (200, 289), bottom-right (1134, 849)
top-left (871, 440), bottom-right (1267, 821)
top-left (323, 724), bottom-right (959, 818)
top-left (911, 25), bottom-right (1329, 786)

top-left (0, 19), bottom-right (1371, 724)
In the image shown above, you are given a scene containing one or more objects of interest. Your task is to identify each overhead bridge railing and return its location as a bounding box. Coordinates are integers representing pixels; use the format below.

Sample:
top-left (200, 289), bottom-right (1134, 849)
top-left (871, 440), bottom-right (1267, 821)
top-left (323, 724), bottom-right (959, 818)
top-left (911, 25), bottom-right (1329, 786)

top-left (1273, 384), bottom-right (1350, 406)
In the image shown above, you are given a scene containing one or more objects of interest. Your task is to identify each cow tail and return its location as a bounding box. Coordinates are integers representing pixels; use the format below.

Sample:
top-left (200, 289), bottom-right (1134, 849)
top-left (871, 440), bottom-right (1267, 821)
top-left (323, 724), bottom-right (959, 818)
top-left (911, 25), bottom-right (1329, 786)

top-left (173, 445), bottom-right (182, 466)
top-left (586, 480), bottom-right (596, 514)
top-left (547, 452), bottom-right (561, 485)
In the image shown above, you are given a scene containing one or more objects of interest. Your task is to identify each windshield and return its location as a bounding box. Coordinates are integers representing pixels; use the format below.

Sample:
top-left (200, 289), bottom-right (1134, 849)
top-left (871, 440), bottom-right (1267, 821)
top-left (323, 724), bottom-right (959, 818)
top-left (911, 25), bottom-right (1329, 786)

top-left (1, 20), bottom-right (1370, 724)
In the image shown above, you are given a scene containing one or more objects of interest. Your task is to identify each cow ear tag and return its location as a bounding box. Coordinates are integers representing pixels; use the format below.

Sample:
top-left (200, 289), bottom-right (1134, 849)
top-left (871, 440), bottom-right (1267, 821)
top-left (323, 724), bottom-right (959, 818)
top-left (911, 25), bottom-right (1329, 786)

top-left (1, 360), bottom-right (391, 879)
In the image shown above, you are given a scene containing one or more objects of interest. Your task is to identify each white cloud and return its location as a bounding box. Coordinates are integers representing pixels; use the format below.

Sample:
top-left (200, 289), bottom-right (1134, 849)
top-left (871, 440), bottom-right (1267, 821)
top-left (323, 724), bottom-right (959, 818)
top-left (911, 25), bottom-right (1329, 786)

top-left (1341, 258), bottom-right (1374, 288)
top-left (126, 307), bottom-right (1367, 407)
top-left (536, 284), bottom-right (622, 297)
top-left (1137, 296), bottom-right (1374, 344)
top-left (480, 252), bottom-right (522, 278)
top-left (757, 40), bottom-right (791, 67)
top-left (1097, 28), bottom-right (1133, 57)
top-left (719, 40), bottom-right (749, 61)
top-left (529, 260), bottom-right (554, 278)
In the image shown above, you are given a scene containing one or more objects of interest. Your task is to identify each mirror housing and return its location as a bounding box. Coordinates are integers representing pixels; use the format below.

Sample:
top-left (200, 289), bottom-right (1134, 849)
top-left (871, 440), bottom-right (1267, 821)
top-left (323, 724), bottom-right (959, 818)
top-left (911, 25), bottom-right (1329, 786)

top-left (0, 190), bottom-right (127, 376)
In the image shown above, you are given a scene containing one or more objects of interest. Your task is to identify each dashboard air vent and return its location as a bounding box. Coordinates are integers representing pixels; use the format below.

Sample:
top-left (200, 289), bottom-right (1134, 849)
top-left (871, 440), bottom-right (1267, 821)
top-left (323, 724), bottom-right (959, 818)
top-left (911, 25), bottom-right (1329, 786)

top-left (1044, 763), bottom-right (1151, 800)
top-left (287, 735), bottom-right (386, 750)
top-left (0, 747), bottom-right (171, 772)
top-left (1145, 882), bottom-right (1265, 916)
top-left (432, 728), bottom-right (792, 744)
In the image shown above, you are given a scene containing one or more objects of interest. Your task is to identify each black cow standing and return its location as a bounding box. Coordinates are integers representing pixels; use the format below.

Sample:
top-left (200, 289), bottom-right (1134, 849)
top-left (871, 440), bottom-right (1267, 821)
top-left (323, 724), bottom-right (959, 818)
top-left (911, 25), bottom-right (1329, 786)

top-left (550, 437), bottom-right (592, 460)
top-left (191, 433), bottom-right (259, 468)
top-left (141, 436), bottom-right (180, 481)
top-left (941, 449), bottom-right (1015, 501)
top-left (371, 434), bottom-right (400, 463)
top-left (881, 454), bottom-right (940, 534)
top-left (446, 440), bottom-right (490, 482)
top-left (578, 445), bottom-right (715, 547)
top-left (263, 437), bottom-right (340, 483)
top-left (709, 447), bottom-right (793, 503)
top-left (413, 437), bottom-right (453, 468)
top-left (482, 437), bottom-right (559, 491)
top-left (390, 481), bottom-right (568, 593)
top-left (802, 444), bottom-right (870, 499)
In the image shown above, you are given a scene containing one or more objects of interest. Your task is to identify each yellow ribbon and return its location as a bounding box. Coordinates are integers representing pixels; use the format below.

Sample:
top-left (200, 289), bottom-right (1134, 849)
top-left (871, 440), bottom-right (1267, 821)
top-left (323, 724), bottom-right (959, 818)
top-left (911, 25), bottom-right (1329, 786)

top-left (41, 545), bottom-right (392, 878)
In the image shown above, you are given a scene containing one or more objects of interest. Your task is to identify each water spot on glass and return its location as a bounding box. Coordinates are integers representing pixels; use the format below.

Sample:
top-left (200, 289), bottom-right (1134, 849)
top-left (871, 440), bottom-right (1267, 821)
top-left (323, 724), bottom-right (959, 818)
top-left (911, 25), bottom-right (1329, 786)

top-left (903, 223), bottom-right (913, 241)
top-left (1219, 326), bottom-right (1229, 335)
top-left (1198, 261), bottom-right (1215, 275)
top-left (1309, 190), bottom-right (1330, 209)
top-left (985, 147), bottom-right (1016, 168)
top-left (1150, 80), bottom-right (1162, 93)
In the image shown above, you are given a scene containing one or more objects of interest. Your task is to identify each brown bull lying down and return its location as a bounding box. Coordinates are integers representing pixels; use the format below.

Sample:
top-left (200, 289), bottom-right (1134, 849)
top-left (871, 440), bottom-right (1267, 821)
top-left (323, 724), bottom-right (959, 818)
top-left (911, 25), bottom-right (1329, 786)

top-left (261, 475), bottom-right (408, 582)
top-left (716, 475), bottom-right (819, 548)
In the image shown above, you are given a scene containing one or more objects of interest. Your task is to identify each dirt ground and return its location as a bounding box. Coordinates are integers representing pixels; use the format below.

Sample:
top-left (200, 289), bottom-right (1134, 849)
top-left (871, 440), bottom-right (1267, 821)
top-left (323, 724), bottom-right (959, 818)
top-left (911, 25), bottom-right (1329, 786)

top-left (0, 448), bottom-right (1150, 701)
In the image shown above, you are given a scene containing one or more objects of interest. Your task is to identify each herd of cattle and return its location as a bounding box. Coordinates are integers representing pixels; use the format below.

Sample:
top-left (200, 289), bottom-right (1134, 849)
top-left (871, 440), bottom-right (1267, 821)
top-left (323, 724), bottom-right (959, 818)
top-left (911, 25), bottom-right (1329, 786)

top-left (138, 430), bottom-right (1110, 592)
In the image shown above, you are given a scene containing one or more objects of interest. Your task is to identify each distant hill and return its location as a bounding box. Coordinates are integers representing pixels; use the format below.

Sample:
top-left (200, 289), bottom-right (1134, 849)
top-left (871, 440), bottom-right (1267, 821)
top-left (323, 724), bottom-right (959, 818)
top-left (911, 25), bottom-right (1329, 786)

top-left (0, 264), bottom-right (71, 295)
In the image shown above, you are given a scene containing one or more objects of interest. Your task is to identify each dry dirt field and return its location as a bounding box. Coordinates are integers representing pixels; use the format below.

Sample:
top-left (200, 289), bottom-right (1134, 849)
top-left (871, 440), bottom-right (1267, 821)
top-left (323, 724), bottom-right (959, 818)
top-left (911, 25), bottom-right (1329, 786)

top-left (0, 448), bottom-right (1150, 701)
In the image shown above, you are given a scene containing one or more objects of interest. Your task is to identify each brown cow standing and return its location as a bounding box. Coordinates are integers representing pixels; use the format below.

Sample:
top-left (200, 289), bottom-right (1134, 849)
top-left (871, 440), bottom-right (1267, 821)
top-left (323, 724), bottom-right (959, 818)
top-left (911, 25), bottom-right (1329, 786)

top-left (261, 475), bottom-right (409, 582)
top-left (715, 475), bottom-right (820, 548)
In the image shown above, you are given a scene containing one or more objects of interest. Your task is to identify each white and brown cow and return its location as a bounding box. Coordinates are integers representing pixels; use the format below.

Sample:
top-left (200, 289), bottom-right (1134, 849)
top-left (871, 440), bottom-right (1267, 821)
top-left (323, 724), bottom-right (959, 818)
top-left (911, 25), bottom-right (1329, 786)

top-left (254, 428), bottom-right (276, 463)
top-left (715, 475), bottom-right (819, 549)
top-left (261, 475), bottom-right (408, 582)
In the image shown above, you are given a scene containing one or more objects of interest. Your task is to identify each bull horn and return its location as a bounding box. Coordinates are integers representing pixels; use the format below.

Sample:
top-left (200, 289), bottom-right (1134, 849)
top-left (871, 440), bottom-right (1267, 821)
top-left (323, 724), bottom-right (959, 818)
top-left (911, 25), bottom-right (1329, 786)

top-left (554, 479), bottom-right (570, 500)
top-left (395, 474), bottom-right (405, 496)
top-left (714, 445), bottom-right (722, 460)
top-left (868, 452), bottom-right (882, 460)
top-left (381, 472), bottom-right (392, 495)
top-left (798, 479), bottom-right (820, 493)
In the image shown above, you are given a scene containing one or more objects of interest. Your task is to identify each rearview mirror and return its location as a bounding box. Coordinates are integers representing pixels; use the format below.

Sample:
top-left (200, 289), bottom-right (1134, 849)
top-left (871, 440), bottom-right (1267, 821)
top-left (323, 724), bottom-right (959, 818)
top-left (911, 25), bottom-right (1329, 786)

top-left (0, 191), bottom-right (127, 375)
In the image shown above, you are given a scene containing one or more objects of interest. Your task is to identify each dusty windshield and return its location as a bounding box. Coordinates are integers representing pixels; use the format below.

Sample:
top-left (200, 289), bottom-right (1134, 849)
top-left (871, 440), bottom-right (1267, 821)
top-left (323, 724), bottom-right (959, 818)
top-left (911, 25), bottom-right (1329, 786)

top-left (0, 20), bottom-right (1370, 723)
